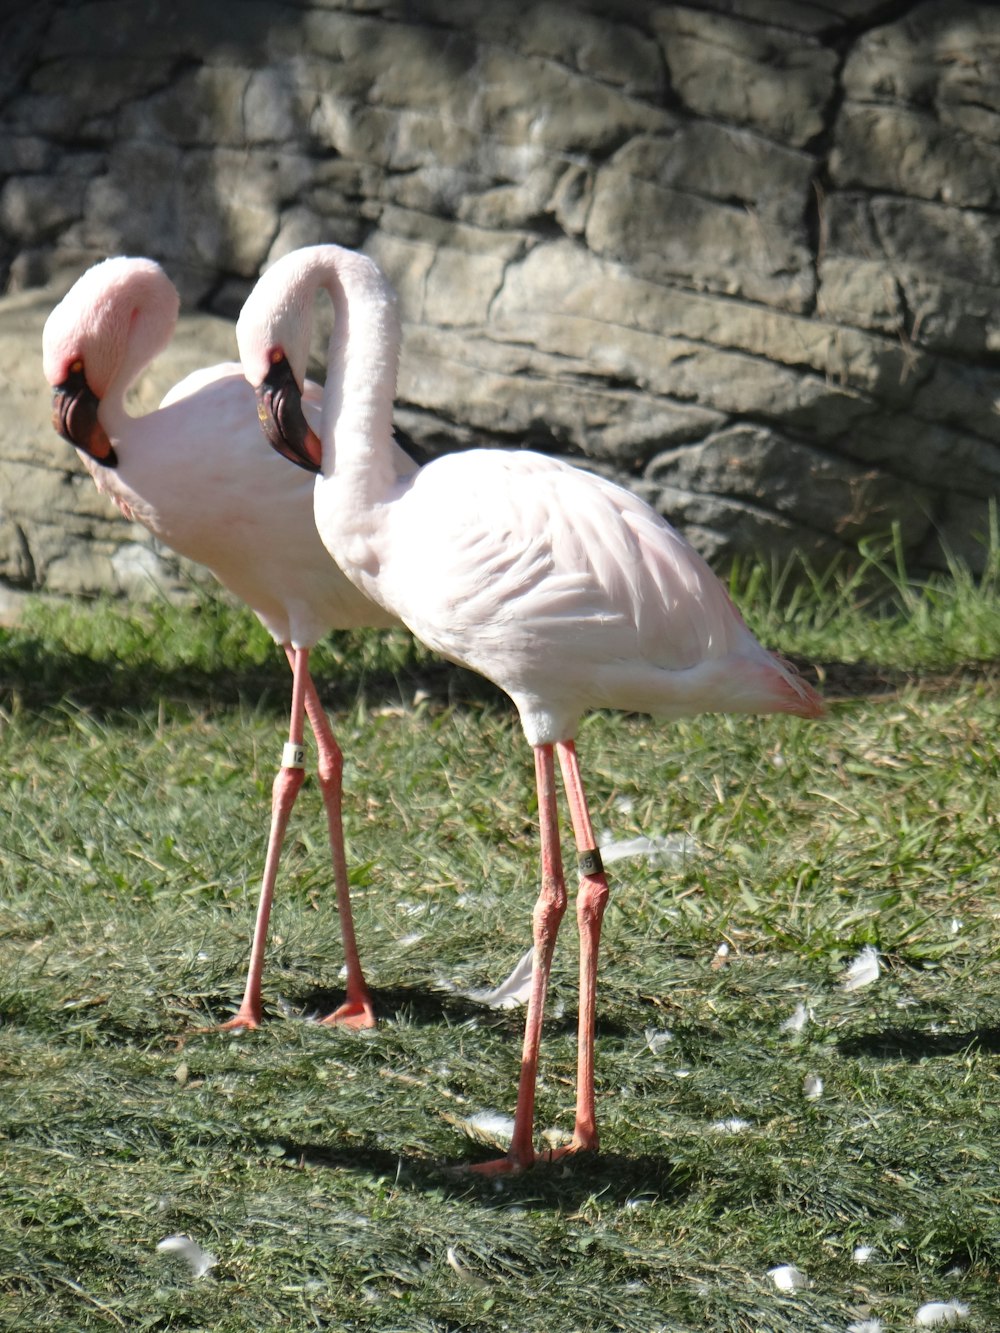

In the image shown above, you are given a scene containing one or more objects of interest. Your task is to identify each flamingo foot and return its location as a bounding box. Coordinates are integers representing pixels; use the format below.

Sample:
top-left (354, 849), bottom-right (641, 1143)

top-left (189, 1007), bottom-right (262, 1039)
top-left (466, 1133), bottom-right (597, 1175)
top-left (318, 991), bottom-right (376, 1029)
top-left (208, 1007), bottom-right (263, 1034)
top-left (541, 1137), bottom-right (598, 1164)
top-left (465, 1150), bottom-right (536, 1177)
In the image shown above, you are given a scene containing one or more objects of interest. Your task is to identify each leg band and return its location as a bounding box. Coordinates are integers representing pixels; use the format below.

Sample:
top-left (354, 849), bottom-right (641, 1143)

top-left (281, 741), bottom-right (306, 769)
top-left (577, 848), bottom-right (604, 876)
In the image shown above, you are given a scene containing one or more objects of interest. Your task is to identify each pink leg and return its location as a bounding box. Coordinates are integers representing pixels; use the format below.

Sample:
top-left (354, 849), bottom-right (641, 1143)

top-left (298, 663), bottom-right (375, 1029)
top-left (554, 738), bottom-right (609, 1155)
top-left (470, 744), bottom-right (567, 1174)
top-left (215, 645), bottom-right (309, 1031)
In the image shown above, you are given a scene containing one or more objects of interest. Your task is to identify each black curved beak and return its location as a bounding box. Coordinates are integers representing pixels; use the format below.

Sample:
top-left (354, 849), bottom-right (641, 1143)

top-left (51, 366), bottom-right (118, 467)
top-left (254, 354), bottom-right (322, 474)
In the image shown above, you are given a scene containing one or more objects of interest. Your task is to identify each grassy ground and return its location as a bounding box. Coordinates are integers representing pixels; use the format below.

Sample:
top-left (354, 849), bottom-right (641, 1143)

top-left (0, 535), bottom-right (998, 1332)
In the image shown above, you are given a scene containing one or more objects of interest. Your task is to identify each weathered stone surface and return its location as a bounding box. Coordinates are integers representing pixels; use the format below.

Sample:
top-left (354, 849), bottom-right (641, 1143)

top-left (1, 0), bottom-right (1000, 597)
top-left (586, 125), bottom-right (817, 311)
top-left (645, 424), bottom-right (932, 549)
top-left (652, 7), bottom-right (838, 148)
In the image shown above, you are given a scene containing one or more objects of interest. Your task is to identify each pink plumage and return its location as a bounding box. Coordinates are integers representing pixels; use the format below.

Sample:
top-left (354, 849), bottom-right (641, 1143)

top-left (237, 243), bottom-right (824, 1172)
top-left (43, 256), bottom-right (419, 1033)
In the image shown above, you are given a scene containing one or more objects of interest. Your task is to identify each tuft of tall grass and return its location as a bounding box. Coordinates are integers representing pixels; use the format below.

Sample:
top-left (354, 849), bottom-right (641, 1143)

top-left (731, 511), bottom-right (1000, 671)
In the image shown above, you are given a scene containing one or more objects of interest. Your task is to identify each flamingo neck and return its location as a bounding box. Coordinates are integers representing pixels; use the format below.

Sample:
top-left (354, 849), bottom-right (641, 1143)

top-left (99, 298), bottom-right (175, 438)
top-left (315, 250), bottom-right (401, 509)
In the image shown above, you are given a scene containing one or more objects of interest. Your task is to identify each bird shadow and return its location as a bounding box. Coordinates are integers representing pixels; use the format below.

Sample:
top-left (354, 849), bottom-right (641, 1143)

top-left (264, 1132), bottom-right (693, 1211)
top-left (197, 981), bottom-right (634, 1042)
top-left (836, 1024), bottom-right (1000, 1061)
top-left (0, 627), bottom-right (506, 718)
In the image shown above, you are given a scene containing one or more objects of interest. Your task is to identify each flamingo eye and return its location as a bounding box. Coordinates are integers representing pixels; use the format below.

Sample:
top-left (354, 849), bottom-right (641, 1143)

top-left (269, 347), bottom-right (284, 365)
top-left (70, 358), bottom-right (83, 373)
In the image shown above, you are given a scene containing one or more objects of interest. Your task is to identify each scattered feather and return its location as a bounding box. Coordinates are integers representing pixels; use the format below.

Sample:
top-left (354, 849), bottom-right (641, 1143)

top-left (711, 942), bottom-right (731, 970)
top-left (853, 1245), bottom-right (875, 1265)
top-left (541, 1125), bottom-right (572, 1150)
top-left (768, 1263), bottom-right (810, 1291)
top-left (780, 1002), bottom-right (810, 1034)
top-left (712, 1117), bottom-right (751, 1134)
top-left (644, 1026), bottom-right (674, 1054)
top-left (460, 947), bottom-right (534, 1009)
top-left (446, 1246), bottom-right (488, 1287)
top-left (803, 1073), bottom-right (823, 1100)
top-left (847, 1321), bottom-right (882, 1333)
top-left (156, 1234), bottom-right (216, 1279)
top-left (456, 1111), bottom-right (516, 1146)
top-left (914, 1300), bottom-right (969, 1327)
top-left (842, 945), bottom-right (881, 992)
top-left (397, 932), bottom-right (424, 949)
top-left (597, 832), bottom-right (696, 866)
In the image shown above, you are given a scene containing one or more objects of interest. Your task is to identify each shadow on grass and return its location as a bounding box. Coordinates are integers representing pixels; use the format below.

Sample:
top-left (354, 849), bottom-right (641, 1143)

top-left (291, 983), bottom-right (634, 1040)
top-left (191, 982), bottom-right (634, 1042)
top-left (837, 1025), bottom-right (1000, 1061)
top-left (0, 631), bottom-right (507, 717)
top-left (3, 617), bottom-right (996, 719)
top-left (268, 1132), bottom-right (694, 1210)
top-left (787, 652), bottom-right (1000, 701)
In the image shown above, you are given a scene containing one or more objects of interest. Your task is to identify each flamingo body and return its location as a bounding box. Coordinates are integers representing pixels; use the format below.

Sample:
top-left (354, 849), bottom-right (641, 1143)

top-left (348, 446), bottom-right (817, 744)
top-left (236, 243), bottom-right (823, 1170)
top-left (42, 256), bottom-right (416, 1031)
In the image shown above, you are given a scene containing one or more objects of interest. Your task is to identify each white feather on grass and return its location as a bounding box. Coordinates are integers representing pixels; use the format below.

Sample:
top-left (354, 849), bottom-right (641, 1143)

top-left (767, 1263), bottom-right (810, 1291)
top-left (914, 1300), bottom-right (969, 1327)
top-left (852, 1244), bottom-right (875, 1265)
top-left (644, 1027), bottom-right (674, 1054)
top-left (156, 1234), bottom-right (216, 1279)
top-left (842, 945), bottom-right (881, 992)
top-left (459, 948), bottom-right (534, 1009)
top-left (780, 1002), bottom-right (810, 1034)
top-left (711, 1118), bottom-right (751, 1134)
top-left (847, 1320), bottom-right (882, 1333)
top-left (803, 1073), bottom-right (824, 1100)
top-left (446, 1246), bottom-right (488, 1287)
top-left (597, 833), bottom-right (697, 866)
top-left (456, 1111), bottom-right (516, 1146)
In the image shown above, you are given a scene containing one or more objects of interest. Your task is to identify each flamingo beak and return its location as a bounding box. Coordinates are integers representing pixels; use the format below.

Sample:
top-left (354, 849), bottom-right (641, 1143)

top-left (51, 365), bottom-right (118, 467)
top-left (254, 354), bottom-right (322, 474)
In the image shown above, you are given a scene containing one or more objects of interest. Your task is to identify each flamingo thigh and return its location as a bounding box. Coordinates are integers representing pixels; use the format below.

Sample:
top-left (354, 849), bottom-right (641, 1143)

top-left (216, 644), bottom-right (309, 1031)
top-left (555, 738), bottom-right (610, 1154)
top-left (297, 662), bottom-right (376, 1029)
top-left (470, 743), bottom-right (568, 1174)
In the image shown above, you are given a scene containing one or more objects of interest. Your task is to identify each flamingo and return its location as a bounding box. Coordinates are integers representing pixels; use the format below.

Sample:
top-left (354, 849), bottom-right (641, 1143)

top-left (42, 256), bottom-right (422, 1033)
top-left (235, 243), bottom-right (825, 1173)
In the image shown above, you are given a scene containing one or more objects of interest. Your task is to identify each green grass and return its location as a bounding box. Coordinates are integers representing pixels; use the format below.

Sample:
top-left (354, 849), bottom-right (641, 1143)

top-left (1, 536), bottom-right (998, 1332)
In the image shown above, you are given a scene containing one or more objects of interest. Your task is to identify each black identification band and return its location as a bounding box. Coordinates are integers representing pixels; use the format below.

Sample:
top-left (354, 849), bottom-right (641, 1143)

top-left (578, 847), bottom-right (604, 876)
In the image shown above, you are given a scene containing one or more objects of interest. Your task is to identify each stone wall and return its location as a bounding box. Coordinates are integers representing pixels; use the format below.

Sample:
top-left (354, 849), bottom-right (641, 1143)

top-left (2, 0), bottom-right (1000, 602)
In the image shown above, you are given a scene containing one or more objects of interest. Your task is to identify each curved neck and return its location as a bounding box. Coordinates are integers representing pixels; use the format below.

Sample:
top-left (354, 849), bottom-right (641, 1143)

top-left (101, 297), bottom-right (177, 436)
top-left (315, 250), bottom-right (401, 506)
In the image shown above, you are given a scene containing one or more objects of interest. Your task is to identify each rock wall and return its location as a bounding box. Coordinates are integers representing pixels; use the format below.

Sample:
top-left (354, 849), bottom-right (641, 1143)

top-left (2, 0), bottom-right (1000, 602)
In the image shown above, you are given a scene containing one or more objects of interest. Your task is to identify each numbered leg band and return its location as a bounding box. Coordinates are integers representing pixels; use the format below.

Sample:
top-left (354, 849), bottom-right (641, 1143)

top-left (281, 741), bottom-right (306, 769)
top-left (578, 847), bottom-right (604, 876)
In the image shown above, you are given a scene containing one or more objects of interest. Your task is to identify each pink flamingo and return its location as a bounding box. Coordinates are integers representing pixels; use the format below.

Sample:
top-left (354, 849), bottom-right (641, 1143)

top-left (236, 243), bottom-right (825, 1173)
top-left (42, 256), bottom-right (421, 1032)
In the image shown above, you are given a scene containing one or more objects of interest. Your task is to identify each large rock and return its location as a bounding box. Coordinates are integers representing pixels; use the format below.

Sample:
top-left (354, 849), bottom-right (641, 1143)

top-left (1, 0), bottom-right (999, 603)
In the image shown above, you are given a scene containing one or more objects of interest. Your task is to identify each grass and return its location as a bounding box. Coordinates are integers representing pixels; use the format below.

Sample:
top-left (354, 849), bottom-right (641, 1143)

top-left (0, 532), bottom-right (998, 1331)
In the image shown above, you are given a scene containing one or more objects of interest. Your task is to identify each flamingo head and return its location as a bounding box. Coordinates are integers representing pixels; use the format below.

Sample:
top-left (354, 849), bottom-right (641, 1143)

top-left (42, 257), bottom-right (179, 468)
top-left (237, 252), bottom-right (324, 474)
